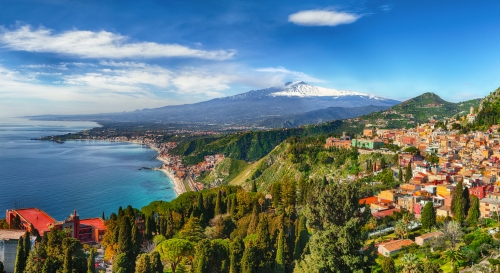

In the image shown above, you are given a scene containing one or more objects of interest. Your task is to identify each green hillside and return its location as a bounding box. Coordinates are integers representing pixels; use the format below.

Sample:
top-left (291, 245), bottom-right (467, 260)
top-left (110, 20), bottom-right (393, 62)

top-left (475, 87), bottom-right (500, 129)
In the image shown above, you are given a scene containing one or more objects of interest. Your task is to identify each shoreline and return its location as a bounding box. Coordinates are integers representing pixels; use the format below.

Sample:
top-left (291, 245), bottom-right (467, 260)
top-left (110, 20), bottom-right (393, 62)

top-left (149, 144), bottom-right (187, 197)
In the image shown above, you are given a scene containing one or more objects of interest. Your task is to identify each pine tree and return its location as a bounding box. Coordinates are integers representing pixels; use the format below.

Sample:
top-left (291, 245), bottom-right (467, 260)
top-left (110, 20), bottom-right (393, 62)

top-left (87, 248), bottom-right (96, 273)
top-left (229, 237), bottom-right (245, 273)
top-left (274, 228), bottom-right (285, 273)
top-left (293, 215), bottom-right (308, 260)
top-left (451, 181), bottom-right (466, 222)
top-left (150, 251), bottom-right (164, 273)
top-left (467, 195), bottom-right (480, 226)
top-left (421, 202), bottom-right (436, 232)
top-left (14, 235), bottom-right (24, 273)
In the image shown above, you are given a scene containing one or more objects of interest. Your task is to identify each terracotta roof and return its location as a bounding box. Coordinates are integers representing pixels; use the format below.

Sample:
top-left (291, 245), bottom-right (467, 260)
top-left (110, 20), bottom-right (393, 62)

top-left (372, 208), bottom-right (400, 219)
top-left (359, 196), bottom-right (378, 205)
top-left (381, 239), bottom-right (414, 252)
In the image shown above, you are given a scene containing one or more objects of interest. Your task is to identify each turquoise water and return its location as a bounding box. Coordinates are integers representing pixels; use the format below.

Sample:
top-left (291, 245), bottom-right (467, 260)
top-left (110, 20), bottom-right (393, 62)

top-left (0, 118), bottom-right (176, 220)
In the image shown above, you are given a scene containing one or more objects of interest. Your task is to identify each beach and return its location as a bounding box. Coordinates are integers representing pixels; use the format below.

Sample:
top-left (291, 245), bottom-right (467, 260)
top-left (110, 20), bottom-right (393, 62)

top-left (150, 144), bottom-right (187, 196)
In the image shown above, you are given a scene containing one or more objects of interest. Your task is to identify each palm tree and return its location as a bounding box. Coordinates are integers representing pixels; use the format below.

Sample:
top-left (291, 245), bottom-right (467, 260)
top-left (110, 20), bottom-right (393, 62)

top-left (443, 249), bottom-right (464, 272)
top-left (400, 253), bottom-right (422, 273)
top-left (395, 220), bottom-right (407, 239)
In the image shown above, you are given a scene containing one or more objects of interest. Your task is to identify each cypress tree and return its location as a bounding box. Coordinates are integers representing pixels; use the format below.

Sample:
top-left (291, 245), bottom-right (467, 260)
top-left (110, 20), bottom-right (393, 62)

top-left (150, 251), bottom-right (164, 273)
top-left (275, 228), bottom-right (285, 273)
top-left (215, 190), bottom-right (223, 216)
top-left (380, 157), bottom-right (386, 169)
top-left (118, 206), bottom-right (124, 218)
top-left (132, 223), bottom-right (142, 256)
top-left (247, 205), bottom-right (259, 235)
top-left (0, 261), bottom-right (5, 273)
top-left (255, 214), bottom-right (272, 271)
top-left (293, 215), bottom-right (308, 260)
top-left (398, 166), bottom-right (403, 182)
top-left (196, 193), bottom-right (205, 217)
top-left (145, 215), bottom-right (152, 240)
top-left (87, 248), bottom-right (96, 273)
top-left (404, 162), bottom-right (412, 183)
top-left (117, 216), bottom-right (135, 273)
top-left (135, 254), bottom-right (151, 273)
top-left (14, 236), bottom-right (24, 273)
top-left (63, 248), bottom-right (72, 273)
top-left (229, 237), bottom-right (245, 273)
top-left (251, 180), bottom-right (257, 192)
top-left (451, 181), bottom-right (466, 222)
top-left (12, 215), bottom-right (21, 229)
top-left (102, 211), bottom-right (105, 220)
top-left (241, 242), bottom-right (258, 273)
top-left (467, 195), bottom-right (480, 226)
top-left (30, 224), bottom-right (41, 242)
top-left (463, 187), bottom-right (470, 218)
top-left (421, 202), bottom-right (436, 232)
top-left (24, 231), bottom-right (31, 261)
top-left (230, 195), bottom-right (237, 216)
top-left (165, 210), bottom-right (174, 238)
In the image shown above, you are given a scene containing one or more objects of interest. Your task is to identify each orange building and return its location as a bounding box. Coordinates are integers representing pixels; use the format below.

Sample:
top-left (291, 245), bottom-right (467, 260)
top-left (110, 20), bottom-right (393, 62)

top-left (6, 208), bottom-right (106, 244)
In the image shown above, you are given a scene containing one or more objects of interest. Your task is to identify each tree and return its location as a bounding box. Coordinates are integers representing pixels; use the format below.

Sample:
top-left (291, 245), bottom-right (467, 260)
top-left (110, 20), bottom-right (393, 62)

top-left (12, 214), bottom-right (21, 229)
top-left (117, 216), bottom-right (135, 273)
top-left (400, 253), bottom-right (422, 273)
top-left (23, 231), bottom-right (31, 261)
top-left (247, 205), bottom-right (259, 235)
top-left (113, 253), bottom-right (129, 273)
top-left (135, 253), bottom-right (151, 273)
top-left (463, 187), bottom-right (470, 219)
top-left (275, 228), bottom-right (285, 273)
top-left (451, 181), bottom-right (466, 222)
top-left (14, 236), bottom-right (25, 273)
top-left (467, 195), bottom-right (480, 226)
top-left (255, 214), bottom-right (273, 272)
top-left (398, 166), bottom-right (403, 182)
top-left (443, 221), bottom-right (463, 250)
top-left (87, 248), bottom-right (96, 273)
top-left (251, 180), bottom-right (257, 192)
top-left (156, 239), bottom-right (194, 273)
top-left (422, 261), bottom-right (443, 273)
top-left (0, 261), bottom-right (5, 273)
top-left (381, 256), bottom-right (396, 273)
top-left (229, 237), bottom-right (245, 273)
top-left (150, 251), bottom-right (164, 273)
top-left (177, 217), bottom-right (205, 243)
top-left (395, 220), bottom-right (407, 239)
top-left (421, 202), bottom-right (436, 232)
top-left (295, 181), bottom-right (377, 273)
top-left (443, 249), bottom-right (464, 272)
top-left (405, 162), bottom-right (412, 183)
top-left (215, 190), bottom-right (223, 216)
top-left (293, 216), bottom-right (308, 260)
top-left (241, 242), bottom-right (258, 273)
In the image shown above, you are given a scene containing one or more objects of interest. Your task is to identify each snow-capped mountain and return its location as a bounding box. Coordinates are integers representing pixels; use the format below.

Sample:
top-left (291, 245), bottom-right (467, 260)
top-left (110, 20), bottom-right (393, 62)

top-left (33, 82), bottom-right (399, 126)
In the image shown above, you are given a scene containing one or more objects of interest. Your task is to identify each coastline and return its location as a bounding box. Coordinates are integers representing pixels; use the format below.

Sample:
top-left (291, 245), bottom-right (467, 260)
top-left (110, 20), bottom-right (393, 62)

top-left (149, 144), bottom-right (187, 197)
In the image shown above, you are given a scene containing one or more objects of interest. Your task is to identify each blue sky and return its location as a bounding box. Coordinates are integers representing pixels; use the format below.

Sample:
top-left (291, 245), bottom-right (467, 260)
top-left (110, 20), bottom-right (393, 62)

top-left (0, 0), bottom-right (499, 117)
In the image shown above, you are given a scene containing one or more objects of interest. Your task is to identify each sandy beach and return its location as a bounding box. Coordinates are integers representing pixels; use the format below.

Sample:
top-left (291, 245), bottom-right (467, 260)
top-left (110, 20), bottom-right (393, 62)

top-left (153, 150), bottom-right (187, 196)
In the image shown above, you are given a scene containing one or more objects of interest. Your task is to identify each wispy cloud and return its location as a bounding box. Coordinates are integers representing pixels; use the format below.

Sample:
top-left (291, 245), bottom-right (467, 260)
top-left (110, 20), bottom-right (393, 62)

top-left (288, 9), bottom-right (361, 27)
top-left (0, 25), bottom-right (236, 60)
top-left (255, 67), bottom-right (325, 83)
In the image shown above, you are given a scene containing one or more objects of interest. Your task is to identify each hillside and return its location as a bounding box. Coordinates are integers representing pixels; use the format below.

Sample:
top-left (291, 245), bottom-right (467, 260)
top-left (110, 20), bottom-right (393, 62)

top-left (475, 87), bottom-right (500, 129)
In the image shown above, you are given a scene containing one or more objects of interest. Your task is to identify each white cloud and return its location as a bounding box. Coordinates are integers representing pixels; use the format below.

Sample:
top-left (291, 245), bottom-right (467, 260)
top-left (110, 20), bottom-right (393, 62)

top-left (0, 25), bottom-right (236, 60)
top-left (255, 67), bottom-right (325, 83)
top-left (288, 9), bottom-right (361, 26)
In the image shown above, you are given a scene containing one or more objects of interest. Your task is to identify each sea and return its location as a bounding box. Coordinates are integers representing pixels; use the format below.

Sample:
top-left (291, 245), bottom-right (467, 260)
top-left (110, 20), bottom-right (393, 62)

top-left (0, 118), bottom-right (176, 220)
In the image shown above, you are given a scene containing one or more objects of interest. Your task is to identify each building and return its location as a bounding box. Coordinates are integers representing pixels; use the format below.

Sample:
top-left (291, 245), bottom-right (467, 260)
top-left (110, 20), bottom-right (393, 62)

top-left (324, 137), bottom-right (351, 149)
top-left (6, 208), bottom-right (106, 244)
top-left (414, 231), bottom-right (443, 246)
top-left (351, 139), bottom-right (385, 150)
top-left (0, 230), bottom-right (35, 273)
top-left (480, 198), bottom-right (500, 219)
top-left (377, 239), bottom-right (414, 257)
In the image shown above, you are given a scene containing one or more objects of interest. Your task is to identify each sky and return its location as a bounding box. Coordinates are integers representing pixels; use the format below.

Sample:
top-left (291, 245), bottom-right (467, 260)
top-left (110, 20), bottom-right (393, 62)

top-left (0, 0), bottom-right (500, 117)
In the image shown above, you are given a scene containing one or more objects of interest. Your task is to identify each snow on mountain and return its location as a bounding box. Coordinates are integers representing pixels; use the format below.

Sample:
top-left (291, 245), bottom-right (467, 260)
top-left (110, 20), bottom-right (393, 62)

top-left (267, 81), bottom-right (384, 100)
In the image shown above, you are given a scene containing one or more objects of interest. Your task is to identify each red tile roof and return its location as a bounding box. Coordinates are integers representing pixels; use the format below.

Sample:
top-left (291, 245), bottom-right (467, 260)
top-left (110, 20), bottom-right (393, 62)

top-left (80, 218), bottom-right (106, 230)
top-left (15, 208), bottom-right (55, 234)
top-left (359, 196), bottom-right (378, 205)
top-left (372, 208), bottom-right (400, 219)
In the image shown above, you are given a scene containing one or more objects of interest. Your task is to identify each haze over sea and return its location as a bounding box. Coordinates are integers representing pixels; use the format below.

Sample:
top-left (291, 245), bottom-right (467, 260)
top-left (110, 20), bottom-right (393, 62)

top-left (0, 118), bottom-right (176, 220)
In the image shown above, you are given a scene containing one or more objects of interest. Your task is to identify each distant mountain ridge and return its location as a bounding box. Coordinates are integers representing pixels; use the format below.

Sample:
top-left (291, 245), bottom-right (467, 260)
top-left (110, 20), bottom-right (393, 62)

top-left (31, 82), bottom-right (399, 126)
